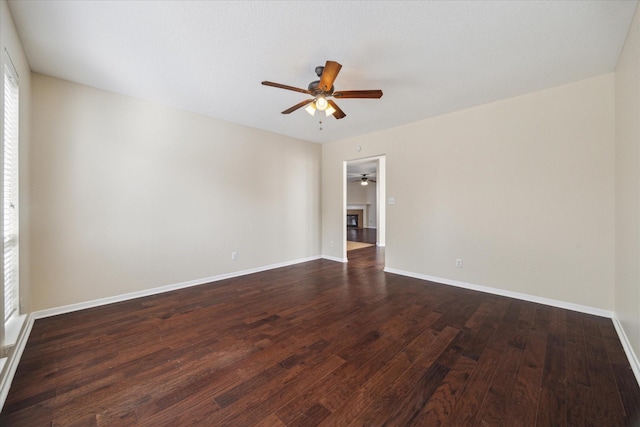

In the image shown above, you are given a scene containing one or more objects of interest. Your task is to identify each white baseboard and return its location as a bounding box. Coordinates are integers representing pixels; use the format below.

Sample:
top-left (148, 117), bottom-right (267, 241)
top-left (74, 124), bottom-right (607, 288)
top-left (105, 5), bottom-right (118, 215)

top-left (2, 255), bottom-right (325, 412)
top-left (322, 255), bottom-right (348, 263)
top-left (612, 316), bottom-right (640, 386)
top-left (0, 313), bottom-right (34, 410)
top-left (33, 255), bottom-right (321, 319)
top-left (383, 267), bottom-right (614, 318)
top-left (7, 257), bottom-right (638, 413)
top-left (386, 267), bottom-right (639, 388)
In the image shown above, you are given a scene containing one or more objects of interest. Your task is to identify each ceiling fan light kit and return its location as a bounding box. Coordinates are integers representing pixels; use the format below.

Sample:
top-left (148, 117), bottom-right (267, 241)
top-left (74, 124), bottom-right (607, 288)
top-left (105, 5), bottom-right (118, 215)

top-left (353, 174), bottom-right (376, 186)
top-left (262, 60), bottom-right (383, 120)
top-left (305, 95), bottom-right (336, 117)
top-left (315, 95), bottom-right (328, 111)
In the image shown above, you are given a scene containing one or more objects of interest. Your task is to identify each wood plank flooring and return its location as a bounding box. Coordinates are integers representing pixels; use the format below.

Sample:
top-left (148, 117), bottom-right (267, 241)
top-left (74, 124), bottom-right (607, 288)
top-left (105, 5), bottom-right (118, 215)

top-left (2, 246), bottom-right (639, 426)
top-left (346, 227), bottom-right (377, 245)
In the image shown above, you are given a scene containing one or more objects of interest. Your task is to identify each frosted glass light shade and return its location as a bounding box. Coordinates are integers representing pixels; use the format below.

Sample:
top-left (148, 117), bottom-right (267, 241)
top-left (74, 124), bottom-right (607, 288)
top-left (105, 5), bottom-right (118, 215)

top-left (305, 103), bottom-right (316, 116)
top-left (315, 96), bottom-right (328, 111)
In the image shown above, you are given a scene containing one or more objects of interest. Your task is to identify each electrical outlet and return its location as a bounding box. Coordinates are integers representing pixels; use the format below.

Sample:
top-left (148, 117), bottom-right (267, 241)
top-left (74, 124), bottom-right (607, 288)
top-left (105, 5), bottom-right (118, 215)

top-left (231, 251), bottom-right (238, 260)
top-left (455, 258), bottom-right (463, 268)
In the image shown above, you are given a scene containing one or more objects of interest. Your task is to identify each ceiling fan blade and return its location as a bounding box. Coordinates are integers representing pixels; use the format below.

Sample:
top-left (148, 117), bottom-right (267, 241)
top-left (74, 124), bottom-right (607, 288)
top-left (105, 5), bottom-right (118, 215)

top-left (318, 61), bottom-right (342, 91)
top-left (333, 90), bottom-right (383, 99)
top-left (328, 100), bottom-right (346, 119)
top-left (281, 99), bottom-right (313, 114)
top-left (262, 81), bottom-right (312, 95)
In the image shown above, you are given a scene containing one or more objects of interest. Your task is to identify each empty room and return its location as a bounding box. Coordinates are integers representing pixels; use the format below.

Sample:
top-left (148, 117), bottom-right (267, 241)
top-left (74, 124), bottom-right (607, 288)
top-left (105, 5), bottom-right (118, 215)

top-left (0, 0), bottom-right (640, 425)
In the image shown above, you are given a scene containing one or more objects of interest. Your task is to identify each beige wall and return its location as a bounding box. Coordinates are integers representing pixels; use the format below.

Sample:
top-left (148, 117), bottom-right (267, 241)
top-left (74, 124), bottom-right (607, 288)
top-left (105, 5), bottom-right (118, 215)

top-left (323, 74), bottom-right (615, 310)
top-left (1, 0), bottom-right (32, 319)
top-left (29, 74), bottom-right (321, 310)
top-left (615, 4), bottom-right (640, 368)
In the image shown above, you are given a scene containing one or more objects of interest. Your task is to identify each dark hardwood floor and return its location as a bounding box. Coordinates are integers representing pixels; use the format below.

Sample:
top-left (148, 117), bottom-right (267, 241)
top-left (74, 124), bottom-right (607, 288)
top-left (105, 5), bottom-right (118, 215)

top-left (2, 247), bottom-right (639, 426)
top-left (346, 227), bottom-right (377, 244)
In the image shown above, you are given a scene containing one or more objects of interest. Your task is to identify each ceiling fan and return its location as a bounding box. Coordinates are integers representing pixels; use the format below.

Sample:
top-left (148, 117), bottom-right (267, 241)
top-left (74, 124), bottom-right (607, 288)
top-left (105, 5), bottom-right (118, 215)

top-left (352, 174), bottom-right (376, 186)
top-left (261, 60), bottom-right (383, 120)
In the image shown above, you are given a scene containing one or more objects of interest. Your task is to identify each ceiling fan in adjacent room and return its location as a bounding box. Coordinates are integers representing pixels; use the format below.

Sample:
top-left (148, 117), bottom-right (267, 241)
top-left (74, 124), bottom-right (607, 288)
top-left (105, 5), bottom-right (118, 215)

top-left (352, 174), bottom-right (376, 186)
top-left (261, 60), bottom-right (383, 120)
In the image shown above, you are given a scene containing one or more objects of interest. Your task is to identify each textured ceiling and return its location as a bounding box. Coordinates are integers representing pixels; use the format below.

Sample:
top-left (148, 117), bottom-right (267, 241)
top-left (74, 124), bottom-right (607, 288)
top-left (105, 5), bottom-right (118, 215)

top-left (347, 159), bottom-right (378, 179)
top-left (7, 0), bottom-right (638, 144)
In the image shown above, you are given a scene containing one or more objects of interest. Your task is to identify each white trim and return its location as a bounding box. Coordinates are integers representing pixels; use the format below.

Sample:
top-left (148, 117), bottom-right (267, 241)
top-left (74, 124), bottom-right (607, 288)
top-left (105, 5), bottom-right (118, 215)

top-left (322, 255), bottom-right (348, 263)
top-left (612, 315), bottom-right (640, 386)
top-left (0, 313), bottom-right (33, 410)
top-left (33, 255), bottom-right (321, 319)
top-left (383, 267), bottom-right (614, 318)
top-left (3, 314), bottom-right (26, 348)
top-left (2, 259), bottom-right (638, 411)
top-left (3, 255), bottom-right (325, 411)
top-left (384, 267), bottom-right (639, 389)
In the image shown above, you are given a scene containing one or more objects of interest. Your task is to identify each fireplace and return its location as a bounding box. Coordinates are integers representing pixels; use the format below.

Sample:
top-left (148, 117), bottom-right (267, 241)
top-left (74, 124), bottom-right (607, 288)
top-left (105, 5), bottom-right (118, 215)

top-left (347, 209), bottom-right (364, 228)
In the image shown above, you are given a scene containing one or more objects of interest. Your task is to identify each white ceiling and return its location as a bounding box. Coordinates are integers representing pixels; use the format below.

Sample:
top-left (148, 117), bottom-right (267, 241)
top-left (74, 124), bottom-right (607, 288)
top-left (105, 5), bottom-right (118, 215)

top-left (347, 159), bottom-right (377, 179)
top-left (7, 0), bottom-right (638, 144)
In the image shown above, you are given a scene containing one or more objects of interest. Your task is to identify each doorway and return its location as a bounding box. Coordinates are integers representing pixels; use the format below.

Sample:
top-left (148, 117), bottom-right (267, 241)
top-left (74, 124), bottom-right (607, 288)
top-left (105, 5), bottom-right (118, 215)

top-left (344, 156), bottom-right (386, 263)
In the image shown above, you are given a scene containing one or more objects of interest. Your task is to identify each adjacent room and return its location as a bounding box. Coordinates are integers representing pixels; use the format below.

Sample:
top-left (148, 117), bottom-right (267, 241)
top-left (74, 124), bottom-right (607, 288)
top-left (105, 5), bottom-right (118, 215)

top-left (346, 158), bottom-right (381, 255)
top-left (1, 1), bottom-right (639, 425)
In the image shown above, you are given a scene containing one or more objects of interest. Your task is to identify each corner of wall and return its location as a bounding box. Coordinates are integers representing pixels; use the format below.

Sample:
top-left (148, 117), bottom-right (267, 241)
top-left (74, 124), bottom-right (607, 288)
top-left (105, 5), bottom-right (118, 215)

top-left (614, 0), bottom-right (640, 388)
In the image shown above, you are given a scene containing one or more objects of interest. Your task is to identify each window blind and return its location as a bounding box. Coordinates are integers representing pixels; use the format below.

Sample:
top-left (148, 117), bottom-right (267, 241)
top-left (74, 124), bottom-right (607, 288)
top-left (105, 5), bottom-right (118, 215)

top-left (3, 50), bottom-right (19, 322)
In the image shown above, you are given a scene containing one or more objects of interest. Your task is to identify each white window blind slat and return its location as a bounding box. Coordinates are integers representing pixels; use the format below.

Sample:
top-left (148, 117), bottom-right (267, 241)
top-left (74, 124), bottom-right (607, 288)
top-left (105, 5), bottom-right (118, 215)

top-left (3, 50), bottom-right (19, 322)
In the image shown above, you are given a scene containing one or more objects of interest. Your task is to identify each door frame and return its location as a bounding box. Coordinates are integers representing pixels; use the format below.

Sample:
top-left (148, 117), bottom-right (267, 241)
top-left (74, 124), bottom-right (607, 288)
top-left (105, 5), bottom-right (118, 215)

top-left (343, 155), bottom-right (386, 260)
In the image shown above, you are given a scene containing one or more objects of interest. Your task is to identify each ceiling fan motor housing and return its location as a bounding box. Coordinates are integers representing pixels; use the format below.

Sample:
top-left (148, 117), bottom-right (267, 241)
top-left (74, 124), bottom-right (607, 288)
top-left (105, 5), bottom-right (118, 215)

top-left (308, 80), bottom-right (334, 95)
